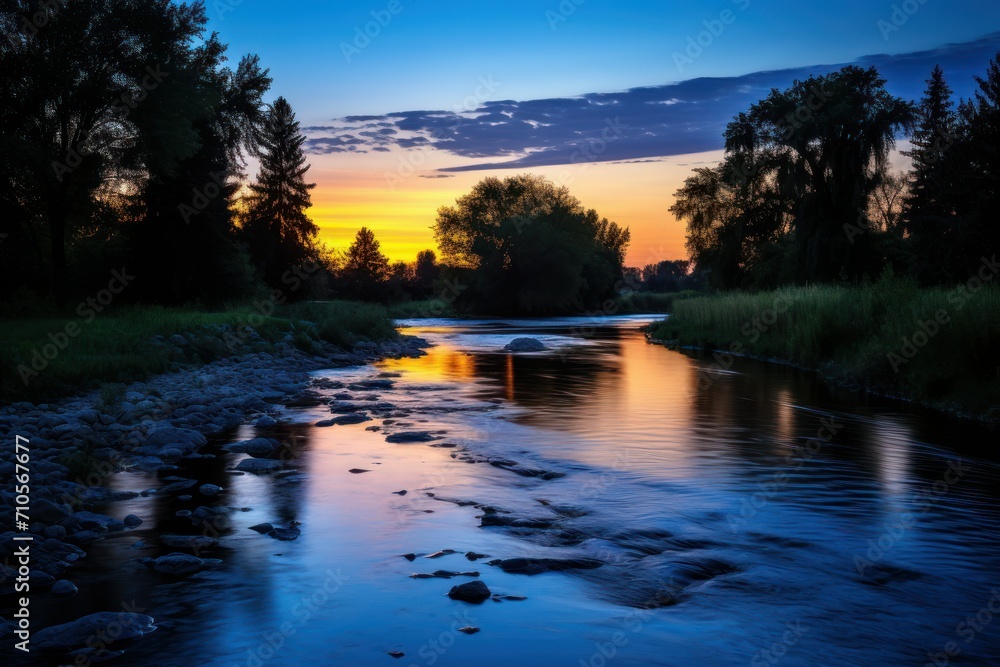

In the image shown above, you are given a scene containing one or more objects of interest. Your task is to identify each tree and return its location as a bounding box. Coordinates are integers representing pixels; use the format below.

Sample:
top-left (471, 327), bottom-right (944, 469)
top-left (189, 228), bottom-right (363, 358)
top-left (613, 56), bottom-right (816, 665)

top-left (0, 0), bottom-right (210, 301)
top-left (414, 249), bottom-right (441, 296)
top-left (958, 54), bottom-right (1000, 270)
top-left (673, 66), bottom-right (914, 287)
top-left (434, 175), bottom-right (629, 313)
top-left (242, 97), bottom-right (317, 287)
top-left (344, 227), bottom-right (390, 300)
top-left (903, 66), bottom-right (960, 282)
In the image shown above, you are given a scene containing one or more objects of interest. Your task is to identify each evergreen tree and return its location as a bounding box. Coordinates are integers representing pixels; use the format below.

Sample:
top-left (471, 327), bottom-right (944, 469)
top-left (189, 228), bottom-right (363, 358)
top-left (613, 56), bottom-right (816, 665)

top-left (243, 97), bottom-right (317, 286)
top-left (344, 227), bottom-right (390, 300)
top-left (903, 66), bottom-right (959, 282)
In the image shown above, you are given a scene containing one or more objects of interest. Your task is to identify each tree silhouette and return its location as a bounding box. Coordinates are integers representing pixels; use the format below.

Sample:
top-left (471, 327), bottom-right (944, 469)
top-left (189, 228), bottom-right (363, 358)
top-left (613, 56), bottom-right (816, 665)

top-left (242, 97), bottom-right (318, 286)
top-left (344, 227), bottom-right (390, 300)
top-left (904, 65), bottom-right (959, 282)
top-left (434, 175), bottom-right (630, 313)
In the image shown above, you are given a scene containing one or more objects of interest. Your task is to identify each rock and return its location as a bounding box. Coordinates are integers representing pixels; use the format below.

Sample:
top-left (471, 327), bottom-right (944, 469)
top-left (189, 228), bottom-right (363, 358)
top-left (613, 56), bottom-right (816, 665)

top-left (466, 552), bottom-right (489, 561)
top-left (329, 414), bottom-right (373, 425)
top-left (492, 558), bottom-right (604, 575)
top-left (267, 527), bottom-right (301, 541)
top-left (141, 553), bottom-right (221, 577)
top-left (410, 570), bottom-right (480, 579)
top-left (72, 511), bottom-right (125, 532)
top-left (392, 490), bottom-right (407, 496)
top-left (458, 626), bottom-right (480, 634)
top-left (235, 458), bottom-right (282, 474)
top-left (248, 523), bottom-right (274, 534)
top-left (44, 525), bottom-right (68, 539)
top-left (33, 498), bottom-right (71, 524)
top-left (489, 461), bottom-right (565, 480)
top-left (480, 514), bottom-right (555, 529)
top-left (51, 580), bottom-right (78, 597)
top-left (447, 580), bottom-right (491, 604)
top-left (348, 469), bottom-right (371, 474)
top-left (388, 651), bottom-right (405, 658)
top-left (255, 415), bottom-right (277, 428)
top-left (159, 479), bottom-right (198, 494)
top-left (385, 431), bottom-right (440, 444)
top-left (199, 484), bottom-right (223, 496)
top-left (402, 553), bottom-right (417, 561)
top-left (141, 427), bottom-right (206, 456)
top-left (33, 612), bottom-right (157, 652)
top-left (160, 535), bottom-right (219, 550)
top-left (504, 337), bottom-right (546, 352)
top-left (225, 438), bottom-right (280, 458)
top-left (123, 514), bottom-right (143, 528)
top-left (425, 549), bottom-right (458, 559)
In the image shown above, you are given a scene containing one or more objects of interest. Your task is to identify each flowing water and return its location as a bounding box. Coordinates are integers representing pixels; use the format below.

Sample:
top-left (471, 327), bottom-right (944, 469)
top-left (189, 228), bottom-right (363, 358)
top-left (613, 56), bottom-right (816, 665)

top-left (19, 316), bottom-right (1000, 666)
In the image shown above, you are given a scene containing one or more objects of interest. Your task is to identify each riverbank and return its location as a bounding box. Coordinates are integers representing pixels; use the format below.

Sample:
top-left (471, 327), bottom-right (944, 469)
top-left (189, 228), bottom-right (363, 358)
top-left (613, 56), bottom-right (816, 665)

top-left (0, 327), bottom-right (428, 655)
top-left (648, 280), bottom-right (1000, 423)
top-left (0, 301), bottom-right (396, 403)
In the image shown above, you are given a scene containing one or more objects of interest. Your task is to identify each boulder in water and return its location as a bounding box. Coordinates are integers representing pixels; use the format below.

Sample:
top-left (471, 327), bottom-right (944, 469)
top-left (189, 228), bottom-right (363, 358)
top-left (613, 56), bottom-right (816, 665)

top-left (504, 338), bottom-right (546, 352)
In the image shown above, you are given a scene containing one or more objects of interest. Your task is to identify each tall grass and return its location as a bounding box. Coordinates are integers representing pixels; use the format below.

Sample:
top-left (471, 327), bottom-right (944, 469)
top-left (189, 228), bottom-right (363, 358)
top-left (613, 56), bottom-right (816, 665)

top-left (0, 301), bottom-right (396, 402)
top-left (615, 290), bottom-right (702, 314)
top-left (650, 278), bottom-right (1000, 419)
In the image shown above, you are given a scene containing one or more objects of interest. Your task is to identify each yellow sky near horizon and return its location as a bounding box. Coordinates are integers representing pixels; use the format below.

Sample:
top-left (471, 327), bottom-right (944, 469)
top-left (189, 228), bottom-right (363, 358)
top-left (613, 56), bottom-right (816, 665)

top-left (307, 147), bottom-right (731, 267)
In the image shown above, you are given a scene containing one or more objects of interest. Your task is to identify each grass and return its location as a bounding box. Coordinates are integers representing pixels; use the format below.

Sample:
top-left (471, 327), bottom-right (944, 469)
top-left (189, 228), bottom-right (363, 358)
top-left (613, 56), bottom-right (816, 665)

top-left (0, 301), bottom-right (396, 402)
top-left (614, 290), bottom-right (702, 314)
top-left (385, 299), bottom-right (458, 319)
top-left (649, 278), bottom-right (1000, 421)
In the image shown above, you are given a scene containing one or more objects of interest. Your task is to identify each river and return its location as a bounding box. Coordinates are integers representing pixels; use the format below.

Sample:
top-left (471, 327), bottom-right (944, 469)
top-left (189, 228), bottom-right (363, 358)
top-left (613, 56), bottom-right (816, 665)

top-left (20, 316), bottom-right (1000, 666)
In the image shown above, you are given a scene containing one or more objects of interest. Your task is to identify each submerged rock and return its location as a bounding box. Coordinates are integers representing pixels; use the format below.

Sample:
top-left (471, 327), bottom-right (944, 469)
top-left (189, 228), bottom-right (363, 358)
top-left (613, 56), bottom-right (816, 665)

top-left (447, 580), bottom-right (491, 603)
top-left (235, 458), bottom-right (282, 474)
top-left (492, 558), bottom-right (604, 575)
top-left (141, 553), bottom-right (221, 577)
top-left (385, 431), bottom-right (439, 444)
top-left (34, 612), bottom-right (157, 652)
top-left (504, 338), bottom-right (546, 352)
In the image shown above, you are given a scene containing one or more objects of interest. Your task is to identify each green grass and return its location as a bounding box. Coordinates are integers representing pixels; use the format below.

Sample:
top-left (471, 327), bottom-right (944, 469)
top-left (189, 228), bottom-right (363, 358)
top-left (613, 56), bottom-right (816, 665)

top-left (614, 290), bottom-right (703, 314)
top-left (0, 301), bottom-right (396, 402)
top-left (649, 279), bottom-right (1000, 421)
top-left (385, 299), bottom-right (459, 319)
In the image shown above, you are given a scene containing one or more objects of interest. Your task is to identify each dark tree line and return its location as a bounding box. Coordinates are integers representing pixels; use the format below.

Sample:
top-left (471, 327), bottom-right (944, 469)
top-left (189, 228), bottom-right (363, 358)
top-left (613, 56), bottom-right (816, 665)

top-left (672, 58), bottom-right (1000, 289)
top-left (433, 175), bottom-right (631, 314)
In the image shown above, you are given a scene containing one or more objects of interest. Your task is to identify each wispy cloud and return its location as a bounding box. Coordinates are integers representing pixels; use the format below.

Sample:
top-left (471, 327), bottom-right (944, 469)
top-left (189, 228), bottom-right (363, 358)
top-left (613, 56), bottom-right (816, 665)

top-left (304, 32), bottom-right (1000, 171)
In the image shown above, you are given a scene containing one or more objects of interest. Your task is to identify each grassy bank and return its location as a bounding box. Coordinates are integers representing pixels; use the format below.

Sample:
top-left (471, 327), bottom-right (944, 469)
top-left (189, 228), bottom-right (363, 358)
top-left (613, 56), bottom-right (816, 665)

top-left (649, 279), bottom-right (1000, 421)
top-left (384, 291), bottom-right (701, 319)
top-left (0, 301), bottom-right (396, 402)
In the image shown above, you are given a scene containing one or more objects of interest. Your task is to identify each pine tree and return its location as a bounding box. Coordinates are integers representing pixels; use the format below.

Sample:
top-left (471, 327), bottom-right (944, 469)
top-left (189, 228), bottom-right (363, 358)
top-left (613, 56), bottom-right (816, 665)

top-left (244, 97), bottom-right (317, 285)
top-left (903, 65), bottom-right (958, 282)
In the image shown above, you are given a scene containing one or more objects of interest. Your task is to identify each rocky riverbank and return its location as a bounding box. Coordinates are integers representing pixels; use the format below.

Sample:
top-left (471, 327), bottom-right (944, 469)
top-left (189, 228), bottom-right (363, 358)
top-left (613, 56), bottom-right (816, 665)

top-left (0, 331), bottom-right (427, 658)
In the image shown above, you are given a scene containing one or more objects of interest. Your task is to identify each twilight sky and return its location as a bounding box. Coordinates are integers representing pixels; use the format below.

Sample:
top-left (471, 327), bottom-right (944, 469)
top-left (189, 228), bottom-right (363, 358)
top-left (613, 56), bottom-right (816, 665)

top-left (206, 1), bottom-right (1000, 265)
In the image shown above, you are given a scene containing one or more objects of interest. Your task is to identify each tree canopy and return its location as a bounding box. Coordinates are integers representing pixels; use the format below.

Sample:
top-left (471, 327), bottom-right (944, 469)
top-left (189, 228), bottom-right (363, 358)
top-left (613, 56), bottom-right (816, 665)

top-left (434, 175), bottom-right (630, 313)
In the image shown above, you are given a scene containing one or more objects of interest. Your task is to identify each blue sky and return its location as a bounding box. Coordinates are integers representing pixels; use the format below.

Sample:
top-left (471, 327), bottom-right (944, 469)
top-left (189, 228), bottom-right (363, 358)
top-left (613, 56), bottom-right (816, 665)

top-left (202, 0), bottom-right (1000, 263)
top-left (207, 0), bottom-right (1000, 122)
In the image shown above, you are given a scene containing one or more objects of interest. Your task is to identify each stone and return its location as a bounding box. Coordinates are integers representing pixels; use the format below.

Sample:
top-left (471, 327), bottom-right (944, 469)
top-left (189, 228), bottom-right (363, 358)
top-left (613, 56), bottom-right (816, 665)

top-left (235, 458), bottom-right (282, 474)
top-left (33, 612), bottom-right (157, 652)
top-left (504, 337), bottom-right (546, 352)
top-left (123, 514), bottom-right (143, 528)
top-left (51, 580), bottom-right (78, 597)
top-left (447, 580), bottom-right (491, 604)
top-left (141, 553), bottom-right (221, 577)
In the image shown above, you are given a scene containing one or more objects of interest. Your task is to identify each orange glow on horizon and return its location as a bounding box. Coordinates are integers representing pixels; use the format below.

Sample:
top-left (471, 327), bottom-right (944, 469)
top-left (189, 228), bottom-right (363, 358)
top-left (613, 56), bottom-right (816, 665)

top-left (305, 149), bottom-right (729, 266)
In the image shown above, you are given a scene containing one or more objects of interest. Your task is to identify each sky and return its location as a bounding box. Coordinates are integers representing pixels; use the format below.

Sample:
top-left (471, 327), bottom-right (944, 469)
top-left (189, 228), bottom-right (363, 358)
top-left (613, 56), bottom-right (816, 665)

top-left (205, 1), bottom-right (1000, 265)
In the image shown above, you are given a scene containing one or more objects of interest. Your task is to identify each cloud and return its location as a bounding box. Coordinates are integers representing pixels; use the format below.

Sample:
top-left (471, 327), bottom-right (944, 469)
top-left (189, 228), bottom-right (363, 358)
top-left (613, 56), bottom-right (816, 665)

top-left (305, 32), bottom-right (1000, 170)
